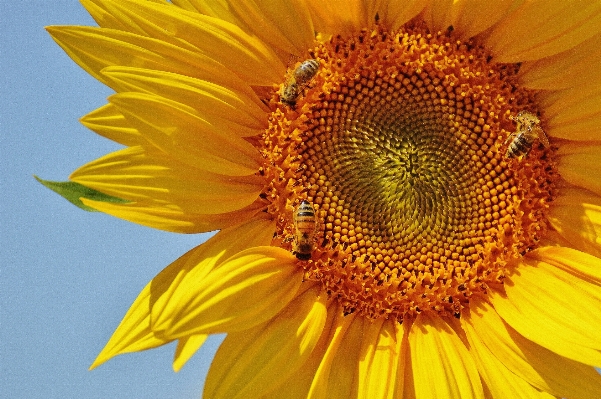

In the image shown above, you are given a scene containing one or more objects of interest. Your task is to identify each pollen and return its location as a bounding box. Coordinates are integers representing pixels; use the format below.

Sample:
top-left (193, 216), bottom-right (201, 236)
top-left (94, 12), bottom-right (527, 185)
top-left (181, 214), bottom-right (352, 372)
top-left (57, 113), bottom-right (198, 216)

top-left (258, 22), bottom-right (557, 322)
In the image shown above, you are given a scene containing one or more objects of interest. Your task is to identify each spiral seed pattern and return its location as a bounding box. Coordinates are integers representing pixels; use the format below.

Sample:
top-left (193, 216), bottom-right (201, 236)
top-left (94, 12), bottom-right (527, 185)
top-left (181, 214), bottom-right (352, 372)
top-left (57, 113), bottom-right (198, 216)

top-left (260, 22), bottom-right (557, 322)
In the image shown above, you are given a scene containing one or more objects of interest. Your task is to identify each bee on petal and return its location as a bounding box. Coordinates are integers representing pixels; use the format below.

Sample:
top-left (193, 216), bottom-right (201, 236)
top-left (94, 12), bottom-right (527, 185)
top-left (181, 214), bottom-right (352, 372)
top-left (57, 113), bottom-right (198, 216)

top-left (505, 111), bottom-right (549, 159)
top-left (280, 59), bottom-right (320, 107)
top-left (293, 200), bottom-right (318, 260)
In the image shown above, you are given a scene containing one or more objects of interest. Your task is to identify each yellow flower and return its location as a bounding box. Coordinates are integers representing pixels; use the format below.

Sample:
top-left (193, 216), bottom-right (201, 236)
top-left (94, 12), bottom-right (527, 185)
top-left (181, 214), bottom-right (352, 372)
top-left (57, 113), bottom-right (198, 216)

top-left (42, 0), bottom-right (601, 397)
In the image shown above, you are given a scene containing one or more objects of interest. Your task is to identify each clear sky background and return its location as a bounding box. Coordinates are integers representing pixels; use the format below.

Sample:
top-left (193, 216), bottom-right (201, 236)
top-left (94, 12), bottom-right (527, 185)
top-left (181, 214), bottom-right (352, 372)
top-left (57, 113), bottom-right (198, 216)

top-left (1, 2), bottom-right (223, 398)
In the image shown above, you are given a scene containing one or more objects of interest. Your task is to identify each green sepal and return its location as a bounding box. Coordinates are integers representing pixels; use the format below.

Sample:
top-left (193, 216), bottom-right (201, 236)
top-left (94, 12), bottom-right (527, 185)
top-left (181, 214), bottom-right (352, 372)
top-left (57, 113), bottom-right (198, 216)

top-left (35, 175), bottom-right (130, 212)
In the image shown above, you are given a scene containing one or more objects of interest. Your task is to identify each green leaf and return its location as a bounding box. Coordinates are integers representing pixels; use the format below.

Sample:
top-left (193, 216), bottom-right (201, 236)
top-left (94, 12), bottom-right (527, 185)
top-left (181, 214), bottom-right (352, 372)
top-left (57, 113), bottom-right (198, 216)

top-left (35, 175), bottom-right (130, 212)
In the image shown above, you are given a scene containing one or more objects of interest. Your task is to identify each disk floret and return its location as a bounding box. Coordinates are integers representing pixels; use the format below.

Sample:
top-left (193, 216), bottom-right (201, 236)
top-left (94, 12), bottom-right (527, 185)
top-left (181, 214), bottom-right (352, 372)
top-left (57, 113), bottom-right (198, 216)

top-left (260, 22), bottom-right (557, 322)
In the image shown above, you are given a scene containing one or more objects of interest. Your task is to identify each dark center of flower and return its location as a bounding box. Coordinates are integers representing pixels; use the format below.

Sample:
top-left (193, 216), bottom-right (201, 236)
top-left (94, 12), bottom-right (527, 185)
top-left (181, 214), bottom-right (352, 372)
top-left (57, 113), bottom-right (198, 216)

top-left (259, 22), bottom-right (557, 322)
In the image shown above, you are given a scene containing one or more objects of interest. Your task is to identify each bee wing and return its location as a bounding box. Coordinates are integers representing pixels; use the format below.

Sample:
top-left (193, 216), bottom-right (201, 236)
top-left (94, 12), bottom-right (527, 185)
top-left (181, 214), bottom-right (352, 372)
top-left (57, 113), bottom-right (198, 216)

top-left (534, 126), bottom-right (549, 147)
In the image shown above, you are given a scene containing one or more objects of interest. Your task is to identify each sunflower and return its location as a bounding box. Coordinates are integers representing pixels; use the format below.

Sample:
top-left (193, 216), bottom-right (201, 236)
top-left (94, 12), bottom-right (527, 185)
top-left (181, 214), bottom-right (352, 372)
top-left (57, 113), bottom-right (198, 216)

top-left (40, 0), bottom-right (601, 397)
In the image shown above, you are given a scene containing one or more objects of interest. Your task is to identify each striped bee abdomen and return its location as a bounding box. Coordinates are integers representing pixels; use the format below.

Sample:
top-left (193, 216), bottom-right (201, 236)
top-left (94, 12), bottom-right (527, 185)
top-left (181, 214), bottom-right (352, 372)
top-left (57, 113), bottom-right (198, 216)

top-left (293, 200), bottom-right (317, 260)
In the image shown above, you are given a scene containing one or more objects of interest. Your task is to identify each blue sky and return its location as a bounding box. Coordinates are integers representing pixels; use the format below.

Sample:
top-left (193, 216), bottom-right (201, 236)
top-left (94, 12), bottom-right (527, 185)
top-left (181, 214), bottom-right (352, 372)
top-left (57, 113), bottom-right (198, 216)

top-left (1, 2), bottom-right (222, 398)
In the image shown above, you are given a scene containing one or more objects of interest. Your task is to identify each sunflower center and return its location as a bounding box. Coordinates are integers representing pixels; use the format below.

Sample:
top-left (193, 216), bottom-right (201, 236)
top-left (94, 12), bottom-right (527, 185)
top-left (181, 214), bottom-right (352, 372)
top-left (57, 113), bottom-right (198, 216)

top-left (259, 22), bottom-right (556, 322)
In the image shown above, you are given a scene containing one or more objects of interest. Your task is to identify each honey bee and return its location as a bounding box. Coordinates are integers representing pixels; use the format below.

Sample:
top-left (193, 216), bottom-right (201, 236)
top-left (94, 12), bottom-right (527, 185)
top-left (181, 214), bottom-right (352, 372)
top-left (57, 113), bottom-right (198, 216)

top-left (280, 81), bottom-right (300, 106)
top-left (294, 59), bottom-right (320, 85)
top-left (280, 59), bottom-right (320, 106)
top-left (293, 200), bottom-right (318, 260)
top-left (505, 111), bottom-right (549, 159)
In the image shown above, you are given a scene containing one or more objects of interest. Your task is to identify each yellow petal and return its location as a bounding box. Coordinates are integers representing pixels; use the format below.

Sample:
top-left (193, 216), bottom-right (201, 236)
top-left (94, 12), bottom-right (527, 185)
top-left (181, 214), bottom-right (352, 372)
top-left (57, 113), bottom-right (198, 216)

top-left (418, 0), bottom-right (453, 34)
top-left (465, 297), bottom-right (601, 398)
top-left (81, 0), bottom-right (188, 39)
top-left (170, 0), bottom-right (302, 67)
top-left (305, 0), bottom-right (375, 36)
top-left (80, 103), bottom-right (144, 147)
top-left (80, 0), bottom-right (130, 31)
top-left (91, 217), bottom-right (273, 368)
top-left (168, 0), bottom-right (200, 13)
top-left (491, 254), bottom-right (601, 367)
top-left (204, 285), bottom-right (327, 399)
top-left (150, 218), bottom-right (277, 317)
top-left (172, 0), bottom-right (243, 25)
top-left (378, 0), bottom-right (426, 31)
top-left (308, 313), bottom-right (362, 399)
top-left (520, 32), bottom-right (601, 91)
top-left (557, 142), bottom-right (601, 197)
top-left (357, 319), bottom-right (406, 399)
top-left (88, 0), bottom-right (285, 85)
top-left (151, 246), bottom-right (302, 338)
top-left (547, 187), bottom-right (601, 258)
top-left (46, 26), bottom-right (229, 88)
top-left (108, 93), bottom-right (261, 176)
top-left (483, 0), bottom-right (601, 62)
top-left (80, 196), bottom-right (262, 233)
top-left (172, 334), bottom-right (207, 372)
top-left (449, 0), bottom-right (514, 38)
top-left (102, 66), bottom-right (266, 132)
top-left (408, 313), bottom-right (484, 399)
top-left (462, 314), bottom-right (555, 398)
top-left (81, 0), bottom-right (171, 31)
top-left (423, 0), bottom-right (513, 38)
top-left (224, 0), bottom-right (315, 58)
top-left (540, 88), bottom-right (601, 141)
top-left (71, 146), bottom-right (262, 214)
top-left (243, 300), bottom-right (340, 399)
top-left (530, 246), bottom-right (601, 283)
top-left (89, 281), bottom-right (169, 370)
top-left (167, 218), bottom-right (275, 277)
top-left (401, 341), bottom-right (417, 399)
